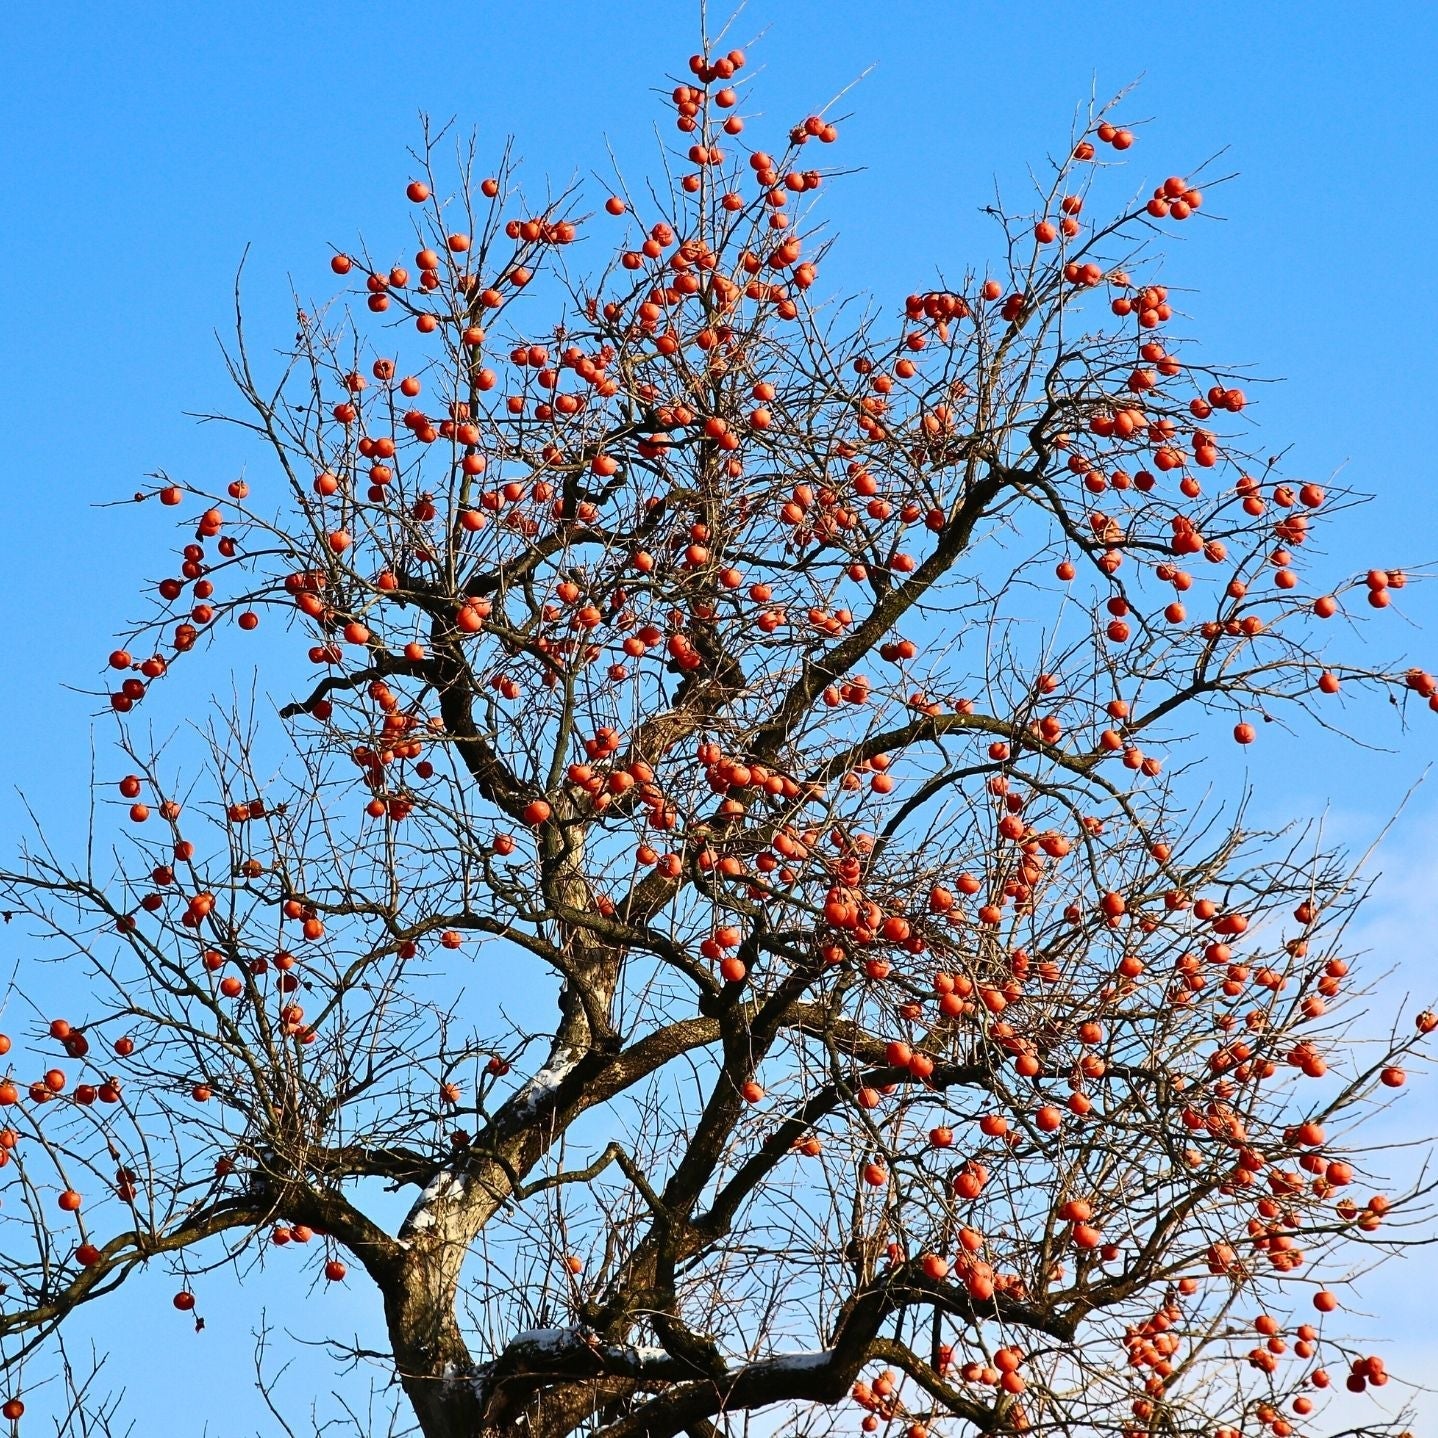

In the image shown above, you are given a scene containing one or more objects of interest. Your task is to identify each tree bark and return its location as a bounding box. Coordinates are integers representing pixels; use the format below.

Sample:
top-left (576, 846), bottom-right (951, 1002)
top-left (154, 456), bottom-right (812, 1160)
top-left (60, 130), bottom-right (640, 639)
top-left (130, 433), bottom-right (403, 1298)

top-left (383, 1228), bottom-right (484, 1437)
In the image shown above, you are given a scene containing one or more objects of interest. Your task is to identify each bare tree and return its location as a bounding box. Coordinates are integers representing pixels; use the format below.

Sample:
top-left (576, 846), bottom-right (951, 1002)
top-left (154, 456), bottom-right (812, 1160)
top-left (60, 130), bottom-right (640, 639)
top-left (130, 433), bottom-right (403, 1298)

top-left (1, 34), bottom-right (1434, 1438)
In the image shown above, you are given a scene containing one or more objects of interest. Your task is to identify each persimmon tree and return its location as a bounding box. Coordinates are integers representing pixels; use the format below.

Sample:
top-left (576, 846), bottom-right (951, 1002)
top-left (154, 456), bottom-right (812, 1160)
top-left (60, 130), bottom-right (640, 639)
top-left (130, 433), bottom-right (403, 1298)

top-left (1, 35), bottom-right (1435, 1438)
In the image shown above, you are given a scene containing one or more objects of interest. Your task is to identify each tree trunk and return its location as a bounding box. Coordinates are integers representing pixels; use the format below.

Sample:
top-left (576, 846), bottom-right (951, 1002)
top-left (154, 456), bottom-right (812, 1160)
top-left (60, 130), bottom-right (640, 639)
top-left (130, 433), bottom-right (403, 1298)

top-left (383, 1233), bottom-right (484, 1437)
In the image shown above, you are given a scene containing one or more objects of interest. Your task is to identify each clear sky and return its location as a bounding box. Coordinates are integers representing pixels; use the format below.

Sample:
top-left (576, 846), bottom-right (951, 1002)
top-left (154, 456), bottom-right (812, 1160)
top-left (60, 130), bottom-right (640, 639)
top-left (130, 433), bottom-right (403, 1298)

top-left (2, 1), bottom-right (1436, 1432)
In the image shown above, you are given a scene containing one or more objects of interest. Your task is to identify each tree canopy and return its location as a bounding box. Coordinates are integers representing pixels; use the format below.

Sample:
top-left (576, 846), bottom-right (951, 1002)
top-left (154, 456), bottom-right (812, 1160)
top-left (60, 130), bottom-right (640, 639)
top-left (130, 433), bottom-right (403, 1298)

top-left (1, 34), bottom-right (1434, 1438)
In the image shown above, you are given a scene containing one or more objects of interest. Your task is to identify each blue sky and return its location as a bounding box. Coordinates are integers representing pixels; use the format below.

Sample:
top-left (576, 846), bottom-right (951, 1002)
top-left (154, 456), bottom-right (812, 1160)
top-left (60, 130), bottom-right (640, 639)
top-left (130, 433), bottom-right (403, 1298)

top-left (3, 1), bottom-right (1437, 1431)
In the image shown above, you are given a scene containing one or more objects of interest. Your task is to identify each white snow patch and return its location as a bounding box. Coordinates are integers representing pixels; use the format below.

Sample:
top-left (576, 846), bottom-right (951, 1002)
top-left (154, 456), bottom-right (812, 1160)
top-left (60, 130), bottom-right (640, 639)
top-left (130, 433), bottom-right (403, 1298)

top-left (624, 1345), bottom-right (674, 1364)
top-left (481, 1328), bottom-right (672, 1369)
top-left (745, 1350), bottom-right (833, 1374)
top-left (467, 1330), bottom-right (835, 1399)
top-left (420, 1168), bottom-right (466, 1203)
top-left (509, 1325), bottom-right (580, 1352)
top-left (401, 1168), bottom-right (467, 1234)
top-left (510, 1047), bottom-right (581, 1117)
